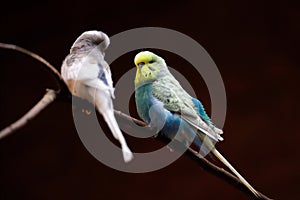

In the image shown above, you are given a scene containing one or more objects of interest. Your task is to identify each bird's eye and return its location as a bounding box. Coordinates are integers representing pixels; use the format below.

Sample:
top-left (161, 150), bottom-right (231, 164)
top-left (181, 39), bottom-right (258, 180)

top-left (138, 62), bottom-right (145, 67)
top-left (149, 60), bottom-right (154, 64)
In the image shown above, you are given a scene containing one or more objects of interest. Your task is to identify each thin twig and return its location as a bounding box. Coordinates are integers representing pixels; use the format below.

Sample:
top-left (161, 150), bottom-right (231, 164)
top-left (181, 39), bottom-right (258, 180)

top-left (0, 89), bottom-right (57, 140)
top-left (0, 42), bottom-right (272, 199)
top-left (114, 110), bottom-right (147, 126)
top-left (186, 147), bottom-right (272, 200)
top-left (0, 42), bottom-right (63, 90)
top-left (115, 109), bottom-right (272, 200)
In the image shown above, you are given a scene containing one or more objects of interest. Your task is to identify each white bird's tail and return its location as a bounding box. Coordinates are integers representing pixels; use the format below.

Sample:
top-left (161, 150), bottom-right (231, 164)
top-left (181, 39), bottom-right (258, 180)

top-left (212, 149), bottom-right (260, 198)
top-left (93, 89), bottom-right (133, 163)
top-left (101, 110), bottom-right (134, 162)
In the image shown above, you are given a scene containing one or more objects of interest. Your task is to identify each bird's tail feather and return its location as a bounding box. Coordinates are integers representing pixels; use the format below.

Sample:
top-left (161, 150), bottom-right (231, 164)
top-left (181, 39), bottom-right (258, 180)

top-left (212, 149), bottom-right (260, 198)
top-left (102, 111), bottom-right (134, 162)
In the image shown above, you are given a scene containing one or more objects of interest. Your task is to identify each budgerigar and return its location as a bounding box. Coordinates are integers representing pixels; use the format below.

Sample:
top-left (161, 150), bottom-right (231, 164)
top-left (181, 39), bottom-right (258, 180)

top-left (134, 51), bottom-right (260, 197)
top-left (61, 31), bottom-right (133, 162)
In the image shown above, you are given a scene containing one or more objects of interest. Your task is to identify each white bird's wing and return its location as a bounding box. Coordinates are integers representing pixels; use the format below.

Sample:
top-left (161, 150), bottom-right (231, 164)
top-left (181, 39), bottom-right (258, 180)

top-left (63, 56), bottom-right (100, 81)
top-left (62, 53), bottom-right (115, 97)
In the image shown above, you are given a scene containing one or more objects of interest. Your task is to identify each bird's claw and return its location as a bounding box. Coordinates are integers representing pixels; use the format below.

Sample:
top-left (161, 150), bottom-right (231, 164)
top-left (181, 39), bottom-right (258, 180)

top-left (82, 109), bottom-right (92, 115)
top-left (167, 145), bottom-right (174, 152)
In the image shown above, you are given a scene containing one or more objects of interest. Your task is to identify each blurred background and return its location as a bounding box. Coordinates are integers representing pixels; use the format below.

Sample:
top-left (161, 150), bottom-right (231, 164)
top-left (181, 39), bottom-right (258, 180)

top-left (0, 0), bottom-right (299, 199)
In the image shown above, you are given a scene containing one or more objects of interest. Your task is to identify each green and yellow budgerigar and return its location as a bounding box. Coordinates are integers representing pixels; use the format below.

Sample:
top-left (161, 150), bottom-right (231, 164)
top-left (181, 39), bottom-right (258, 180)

top-left (134, 51), bottom-right (260, 197)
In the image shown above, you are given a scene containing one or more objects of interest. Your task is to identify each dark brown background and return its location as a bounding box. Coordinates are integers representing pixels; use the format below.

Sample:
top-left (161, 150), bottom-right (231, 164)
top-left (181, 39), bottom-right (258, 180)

top-left (0, 0), bottom-right (299, 199)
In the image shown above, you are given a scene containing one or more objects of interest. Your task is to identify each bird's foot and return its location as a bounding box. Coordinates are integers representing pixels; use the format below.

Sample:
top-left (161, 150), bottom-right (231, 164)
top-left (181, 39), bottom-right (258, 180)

top-left (167, 145), bottom-right (174, 152)
top-left (82, 109), bottom-right (92, 115)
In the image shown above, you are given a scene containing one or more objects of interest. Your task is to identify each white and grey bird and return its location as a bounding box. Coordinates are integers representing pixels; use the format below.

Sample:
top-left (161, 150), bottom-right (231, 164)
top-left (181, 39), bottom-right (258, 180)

top-left (61, 30), bottom-right (133, 162)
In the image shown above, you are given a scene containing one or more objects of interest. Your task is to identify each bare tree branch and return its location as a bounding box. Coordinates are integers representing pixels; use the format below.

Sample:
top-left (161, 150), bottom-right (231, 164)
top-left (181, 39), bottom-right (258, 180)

top-left (186, 147), bottom-right (272, 200)
top-left (0, 89), bottom-right (57, 139)
top-left (114, 110), bottom-right (147, 126)
top-left (0, 42), bottom-right (63, 90)
top-left (0, 43), bottom-right (272, 200)
top-left (115, 110), bottom-right (272, 200)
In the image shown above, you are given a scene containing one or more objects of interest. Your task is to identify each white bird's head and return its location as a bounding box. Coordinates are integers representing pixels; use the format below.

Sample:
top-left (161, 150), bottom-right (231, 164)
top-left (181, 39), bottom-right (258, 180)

top-left (70, 30), bottom-right (110, 54)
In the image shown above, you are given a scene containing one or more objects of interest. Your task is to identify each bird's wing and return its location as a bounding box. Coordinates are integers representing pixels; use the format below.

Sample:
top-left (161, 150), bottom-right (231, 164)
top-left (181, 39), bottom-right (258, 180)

top-left (191, 97), bottom-right (211, 123)
top-left (62, 53), bottom-right (114, 97)
top-left (163, 73), bottom-right (212, 123)
top-left (99, 60), bottom-right (114, 89)
top-left (192, 97), bottom-right (223, 135)
top-left (165, 74), bottom-right (223, 137)
top-left (96, 60), bottom-right (115, 98)
top-left (62, 54), bottom-right (100, 81)
top-left (152, 76), bottom-right (223, 141)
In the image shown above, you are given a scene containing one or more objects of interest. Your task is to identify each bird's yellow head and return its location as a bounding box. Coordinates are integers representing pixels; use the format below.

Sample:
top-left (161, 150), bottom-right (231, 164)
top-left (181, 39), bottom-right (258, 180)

top-left (134, 51), bottom-right (167, 86)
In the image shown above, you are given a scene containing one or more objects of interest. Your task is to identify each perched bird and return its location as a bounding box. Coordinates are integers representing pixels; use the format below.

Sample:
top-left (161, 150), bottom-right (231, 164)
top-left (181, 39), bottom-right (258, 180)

top-left (61, 31), bottom-right (133, 162)
top-left (134, 51), bottom-right (260, 197)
